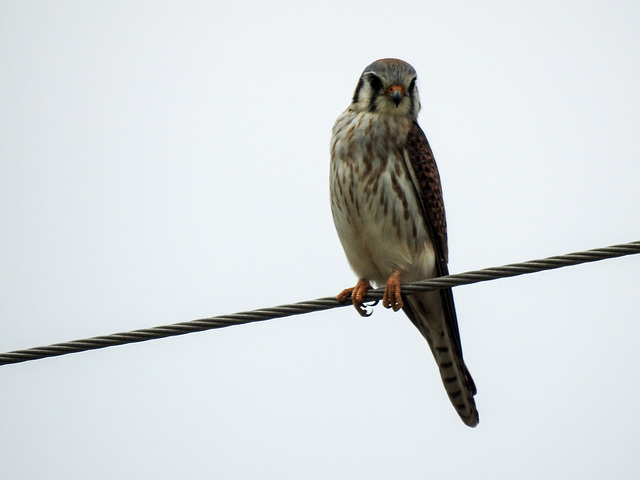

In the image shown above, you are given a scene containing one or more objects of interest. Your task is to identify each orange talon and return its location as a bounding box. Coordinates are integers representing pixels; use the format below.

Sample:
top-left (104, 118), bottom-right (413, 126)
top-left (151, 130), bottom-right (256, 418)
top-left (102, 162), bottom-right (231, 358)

top-left (382, 270), bottom-right (404, 311)
top-left (336, 279), bottom-right (373, 317)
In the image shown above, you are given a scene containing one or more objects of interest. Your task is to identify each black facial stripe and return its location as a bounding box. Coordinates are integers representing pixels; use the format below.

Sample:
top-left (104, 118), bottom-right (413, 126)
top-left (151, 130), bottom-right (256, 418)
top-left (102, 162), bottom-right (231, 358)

top-left (352, 77), bottom-right (364, 104)
top-left (368, 94), bottom-right (377, 112)
top-left (368, 74), bottom-right (383, 91)
top-left (408, 77), bottom-right (417, 113)
top-left (367, 74), bottom-right (382, 112)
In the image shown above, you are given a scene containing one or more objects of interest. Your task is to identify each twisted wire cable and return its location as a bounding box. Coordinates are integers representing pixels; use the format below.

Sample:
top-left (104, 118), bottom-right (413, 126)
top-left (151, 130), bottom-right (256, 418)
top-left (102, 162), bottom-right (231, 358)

top-left (1, 240), bottom-right (639, 366)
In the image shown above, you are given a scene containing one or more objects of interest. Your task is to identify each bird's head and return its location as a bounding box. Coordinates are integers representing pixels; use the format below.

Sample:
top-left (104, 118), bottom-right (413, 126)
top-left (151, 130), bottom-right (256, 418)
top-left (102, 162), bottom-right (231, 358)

top-left (350, 58), bottom-right (420, 119)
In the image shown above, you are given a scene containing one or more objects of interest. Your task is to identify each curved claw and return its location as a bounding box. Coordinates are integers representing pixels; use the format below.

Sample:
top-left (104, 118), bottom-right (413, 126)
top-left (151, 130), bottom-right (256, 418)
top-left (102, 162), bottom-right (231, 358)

top-left (359, 299), bottom-right (379, 317)
top-left (382, 270), bottom-right (404, 311)
top-left (336, 279), bottom-right (373, 317)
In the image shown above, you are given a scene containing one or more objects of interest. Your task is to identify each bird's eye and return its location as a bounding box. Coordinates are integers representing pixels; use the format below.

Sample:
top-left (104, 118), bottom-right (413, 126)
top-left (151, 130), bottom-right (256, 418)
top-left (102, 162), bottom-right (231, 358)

top-left (368, 75), bottom-right (383, 91)
top-left (408, 77), bottom-right (416, 92)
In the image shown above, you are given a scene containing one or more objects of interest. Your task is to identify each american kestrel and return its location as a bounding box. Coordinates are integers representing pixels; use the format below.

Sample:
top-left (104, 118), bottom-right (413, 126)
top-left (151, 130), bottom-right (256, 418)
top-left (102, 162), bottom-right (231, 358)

top-left (330, 58), bottom-right (478, 427)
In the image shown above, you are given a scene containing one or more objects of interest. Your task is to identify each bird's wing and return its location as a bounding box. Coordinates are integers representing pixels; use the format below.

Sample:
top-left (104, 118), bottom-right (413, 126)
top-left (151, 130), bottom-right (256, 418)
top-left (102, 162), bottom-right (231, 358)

top-left (405, 121), bottom-right (449, 269)
top-left (403, 121), bottom-right (478, 426)
top-left (404, 121), bottom-right (467, 353)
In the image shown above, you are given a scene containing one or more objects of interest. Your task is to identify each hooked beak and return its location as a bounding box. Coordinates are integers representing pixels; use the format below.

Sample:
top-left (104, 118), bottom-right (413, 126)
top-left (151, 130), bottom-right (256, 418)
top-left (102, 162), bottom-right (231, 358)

top-left (388, 85), bottom-right (404, 107)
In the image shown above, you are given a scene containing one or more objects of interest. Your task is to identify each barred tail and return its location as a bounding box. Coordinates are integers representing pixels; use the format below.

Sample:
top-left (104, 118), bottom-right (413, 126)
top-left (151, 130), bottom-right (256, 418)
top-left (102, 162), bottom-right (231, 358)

top-left (403, 291), bottom-right (479, 427)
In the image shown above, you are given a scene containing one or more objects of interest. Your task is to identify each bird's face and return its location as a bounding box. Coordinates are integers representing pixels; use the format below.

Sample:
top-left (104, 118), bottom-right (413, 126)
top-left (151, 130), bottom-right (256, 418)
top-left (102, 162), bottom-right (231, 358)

top-left (350, 58), bottom-right (420, 119)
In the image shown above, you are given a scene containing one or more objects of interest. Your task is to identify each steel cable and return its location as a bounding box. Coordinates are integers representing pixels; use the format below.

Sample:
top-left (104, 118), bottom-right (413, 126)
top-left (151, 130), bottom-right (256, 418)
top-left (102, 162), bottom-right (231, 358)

top-left (1, 240), bottom-right (639, 366)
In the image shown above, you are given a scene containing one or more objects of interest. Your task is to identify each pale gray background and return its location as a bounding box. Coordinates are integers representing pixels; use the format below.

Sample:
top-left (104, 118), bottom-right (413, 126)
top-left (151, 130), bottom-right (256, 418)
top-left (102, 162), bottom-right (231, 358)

top-left (2, 1), bottom-right (640, 478)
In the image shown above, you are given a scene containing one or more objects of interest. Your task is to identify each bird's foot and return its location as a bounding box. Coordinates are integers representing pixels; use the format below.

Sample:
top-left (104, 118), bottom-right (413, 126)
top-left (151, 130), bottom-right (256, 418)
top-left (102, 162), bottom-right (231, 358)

top-left (337, 279), bottom-right (375, 317)
top-left (383, 270), bottom-right (403, 311)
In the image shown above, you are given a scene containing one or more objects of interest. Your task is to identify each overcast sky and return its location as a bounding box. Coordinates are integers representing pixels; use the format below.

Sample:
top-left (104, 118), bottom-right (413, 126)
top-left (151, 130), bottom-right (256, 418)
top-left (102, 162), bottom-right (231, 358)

top-left (2, 1), bottom-right (640, 478)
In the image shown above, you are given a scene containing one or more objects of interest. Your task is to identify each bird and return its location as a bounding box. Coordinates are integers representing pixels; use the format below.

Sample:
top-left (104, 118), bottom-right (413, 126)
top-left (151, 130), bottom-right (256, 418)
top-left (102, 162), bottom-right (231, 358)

top-left (329, 58), bottom-right (478, 427)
